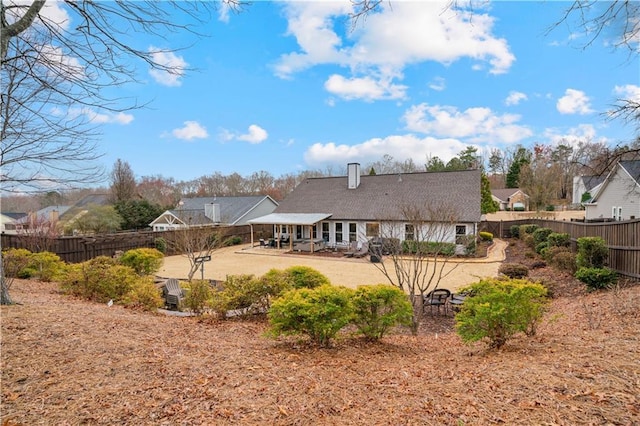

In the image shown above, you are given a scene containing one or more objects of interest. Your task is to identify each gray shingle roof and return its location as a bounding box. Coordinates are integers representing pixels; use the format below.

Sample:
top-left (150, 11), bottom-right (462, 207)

top-left (171, 196), bottom-right (276, 225)
top-left (274, 169), bottom-right (481, 222)
top-left (620, 160), bottom-right (640, 184)
top-left (491, 188), bottom-right (527, 202)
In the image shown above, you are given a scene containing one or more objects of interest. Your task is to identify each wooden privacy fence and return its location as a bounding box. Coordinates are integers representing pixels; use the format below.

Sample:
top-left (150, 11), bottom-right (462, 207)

top-left (0, 224), bottom-right (273, 264)
top-left (481, 218), bottom-right (640, 279)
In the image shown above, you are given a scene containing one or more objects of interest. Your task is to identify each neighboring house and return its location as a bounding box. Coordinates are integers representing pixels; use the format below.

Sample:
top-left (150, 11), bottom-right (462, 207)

top-left (14, 206), bottom-right (70, 233)
top-left (572, 175), bottom-right (605, 205)
top-left (1, 212), bottom-right (27, 234)
top-left (150, 195), bottom-right (279, 231)
top-left (248, 163), bottom-right (481, 251)
top-left (491, 188), bottom-right (530, 211)
top-left (584, 160), bottom-right (640, 221)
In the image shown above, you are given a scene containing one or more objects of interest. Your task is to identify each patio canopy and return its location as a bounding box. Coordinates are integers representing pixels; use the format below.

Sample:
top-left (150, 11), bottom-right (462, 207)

top-left (247, 213), bottom-right (332, 226)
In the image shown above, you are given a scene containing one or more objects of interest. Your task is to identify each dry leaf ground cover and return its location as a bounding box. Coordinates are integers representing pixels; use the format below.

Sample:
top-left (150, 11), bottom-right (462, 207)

top-left (2, 239), bottom-right (639, 425)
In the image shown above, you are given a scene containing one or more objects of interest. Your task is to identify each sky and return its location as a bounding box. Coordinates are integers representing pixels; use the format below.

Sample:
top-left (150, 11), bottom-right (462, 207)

top-left (37, 1), bottom-right (640, 183)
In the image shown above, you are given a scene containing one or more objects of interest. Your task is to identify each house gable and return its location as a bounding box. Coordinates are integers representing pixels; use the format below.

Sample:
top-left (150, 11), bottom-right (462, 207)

top-left (585, 160), bottom-right (640, 221)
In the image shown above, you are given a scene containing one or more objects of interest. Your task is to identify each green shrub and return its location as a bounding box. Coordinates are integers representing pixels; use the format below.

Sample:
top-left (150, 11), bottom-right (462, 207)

top-left (498, 263), bottom-right (529, 279)
top-left (211, 274), bottom-right (276, 317)
top-left (478, 231), bottom-right (493, 242)
top-left (547, 232), bottom-right (570, 248)
top-left (401, 240), bottom-right (456, 256)
top-left (552, 251), bottom-right (578, 274)
top-left (284, 266), bottom-right (330, 289)
top-left (509, 225), bottom-right (520, 238)
top-left (119, 248), bottom-right (164, 276)
top-left (268, 285), bottom-right (354, 347)
top-left (535, 241), bottom-right (549, 255)
top-left (576, 237), bottom-right (608, 269)
top-left (154, 237), bottom-right (167, 254)
top-left (59, 257), bottom-right (142, 303)
top-left (532, 228), bottom-right (553, 246)
top-left (122, 276), bottom-right (164, 311)
top-left (519, 224), bottom-right (539, 237)
top-left (350, 284), bottom-right (413, 341)
top-left (183, 279), bottom-right (214, 315)
top-left (2, 248), bottom-right (33, 278)
top-left (28, 251), bottom-right (66, 282)
top-left (224, 236), bottom-right (243, 246)
top-left (575, 267), bottom-right (617, 291)
top-left (455, 278), bottom-right (548, 348)
top-left (258, 269), bottom-right (295, 299)
top-left (522, 233), bottom-right (535, 248)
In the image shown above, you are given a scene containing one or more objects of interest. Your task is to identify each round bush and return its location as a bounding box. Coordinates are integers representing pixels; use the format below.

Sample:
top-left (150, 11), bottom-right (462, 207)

top-left (532, 228), bottom-right (553, 246)
top-left (479, 231), bottom-right (493, 242)
top-left (551, 251), bottom-right (577, 274)
top-left (576, 237), bottom-right (608, 269)
top-left (547, 232), bottom-right (570, 248)
top-left (351, 284), bottom-right (412, 341)
top-left (2, 248), bottom-right (33, 278)
top-left (284, 266), bottom-right (330, 289)
top-left (498, 263), bottom-right (529, 279)
top-left (455, 278), bottom-right (548, 348)
top-left (268, 285), bottom-right (353, 347)
top-left (509, 225), bottom-right (520, 239)
top-left (119, 248), bottom-right (164, 276)
top-left (575, 267), bottom-right (617, 291)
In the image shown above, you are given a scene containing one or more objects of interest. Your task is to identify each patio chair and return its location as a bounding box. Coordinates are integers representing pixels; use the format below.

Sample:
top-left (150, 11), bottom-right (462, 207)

top-left (163, 278), bottom-right (185, 310)
top-left (353, 241), bottom-right (370, 258)
top-left (423, 288), bottom-right (451, 315)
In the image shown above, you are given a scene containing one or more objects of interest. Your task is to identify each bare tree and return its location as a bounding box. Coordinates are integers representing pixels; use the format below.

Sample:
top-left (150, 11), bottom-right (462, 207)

top-left (0, 0), bottom-right (245, 305)
top-left (166, 225), bottom-right (225, 282)
top-left (109, 159), bottom-right (136, 203)
top-left (370, 203), bottom-right (463, 334)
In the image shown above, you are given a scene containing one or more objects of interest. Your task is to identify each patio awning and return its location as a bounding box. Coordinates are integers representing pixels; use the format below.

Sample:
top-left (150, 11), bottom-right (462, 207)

top-left (247, 213), bottom-right (332, 226)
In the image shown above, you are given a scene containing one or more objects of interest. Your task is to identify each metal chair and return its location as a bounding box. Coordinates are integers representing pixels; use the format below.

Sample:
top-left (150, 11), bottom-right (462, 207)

top-left (423, 289), bottom-right (451, 315)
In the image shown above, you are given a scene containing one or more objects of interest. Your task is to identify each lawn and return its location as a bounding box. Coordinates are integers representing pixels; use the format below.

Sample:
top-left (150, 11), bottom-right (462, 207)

top-left (1, 239), bottom-right (639, 425)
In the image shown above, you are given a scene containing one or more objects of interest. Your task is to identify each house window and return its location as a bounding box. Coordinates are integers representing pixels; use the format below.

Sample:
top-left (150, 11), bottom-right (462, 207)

top-left (405, 224), bottom-right (415, 241)
top-left (322, 222), bottom-right (330, 242)
top-left (312, 224), bottom-right (318, 239)
top-left (335, 223), bottom-right (343, 243)
top-left (455, 225), bottom-right (467, 244)
top-left (296, 225), bottom-right (303, 239)
top-left (349, 222), bottom-right (357, 242)
top-left (280, 225), bottom-right (288, 234)
top-left (365, 222), bottom-right (379, 238)
top-left (612, 206), bottom-right (623, 221)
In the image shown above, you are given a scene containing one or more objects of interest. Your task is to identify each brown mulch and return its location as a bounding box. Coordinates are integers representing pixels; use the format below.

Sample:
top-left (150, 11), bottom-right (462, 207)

top-left (2, 240), bottom-right (639, 425)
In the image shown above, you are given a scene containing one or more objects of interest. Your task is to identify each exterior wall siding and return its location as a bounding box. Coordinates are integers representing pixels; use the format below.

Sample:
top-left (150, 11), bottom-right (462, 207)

top-left (585, 167), bottom-right (640, 221)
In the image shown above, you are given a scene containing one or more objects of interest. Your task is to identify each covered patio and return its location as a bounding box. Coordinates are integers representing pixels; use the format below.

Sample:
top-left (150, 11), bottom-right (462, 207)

top-left (247, 212), bottom-right (332, 253)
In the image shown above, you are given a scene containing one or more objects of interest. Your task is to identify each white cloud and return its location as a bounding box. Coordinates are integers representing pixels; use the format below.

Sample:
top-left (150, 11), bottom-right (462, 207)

top-left (402, 103), bottom-right (533, 144)
top-left (543, 124), bottom-right (608, 146)
top-left (274, 1), bottom-right (515, 101)
top-left (505, 91), bottom-right (528, 106)
top-left (303, 134), bottom-right (468, 169)
top-left (613, 84), bottom-right (640, 102)
top-left (324, 74), bottom-right (407, 101)
top-left (428, 77), bottom-right (446, 92)
top-left (220, 125), bottom-right (268, 144)
top-left (83, 109), bottom-right (134, 125)
top-left (5, 0), bottom-right (70, 31)
top-left (557, 89), bottom-right (594, 115)
top-left (148, 47), bottom-right (188, 87)
top-left (172, 121), bottom-right (208, 140)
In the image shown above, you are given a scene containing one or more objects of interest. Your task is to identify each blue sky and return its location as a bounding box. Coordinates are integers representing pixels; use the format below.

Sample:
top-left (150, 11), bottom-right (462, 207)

top-left (56, 1), bottom-right (640, 182)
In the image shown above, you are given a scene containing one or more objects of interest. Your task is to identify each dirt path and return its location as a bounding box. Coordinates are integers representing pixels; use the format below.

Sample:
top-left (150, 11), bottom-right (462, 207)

top-left (159, 239), bottom-right (507, 291)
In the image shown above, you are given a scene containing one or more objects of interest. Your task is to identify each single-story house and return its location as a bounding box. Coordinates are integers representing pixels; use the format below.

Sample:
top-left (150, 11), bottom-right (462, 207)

top-left (13, 206), bottom-right (70, 234)
top-left (572, 174), bottom-right (605, 205)
top-left (1, 212), bottom-right (27, 234)
top-left (584, 160), bottom-right (640, 221)
top-left (150, 195), bottom-right (279, 231)
top-left (248, 163), bottom-right (481, 253)
top-left (491, 188), bottom-right (529, 211)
